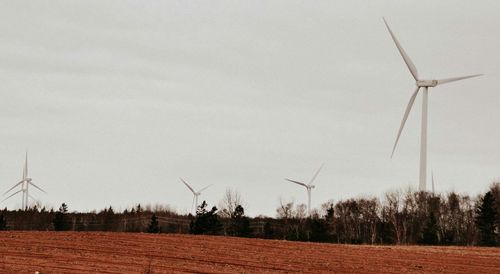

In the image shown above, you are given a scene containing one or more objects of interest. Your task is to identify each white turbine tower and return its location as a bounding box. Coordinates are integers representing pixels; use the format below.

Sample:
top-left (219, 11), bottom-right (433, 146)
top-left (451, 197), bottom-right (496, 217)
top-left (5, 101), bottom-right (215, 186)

top-left (285, 164), bottom-right (323, 217)
top-left (2, 152), bottom-right (46, 209)
top-left (431, 170), bottom-right (436, 195)
top-left (384, 18), bottom-right (482, 191)
top-left (180, 178), bottom-right (211, 214)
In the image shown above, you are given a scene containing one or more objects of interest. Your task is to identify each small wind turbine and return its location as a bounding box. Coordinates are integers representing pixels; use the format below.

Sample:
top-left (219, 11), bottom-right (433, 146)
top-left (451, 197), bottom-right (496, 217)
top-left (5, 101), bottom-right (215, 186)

top-left (285, 164), bottom-right (323, 217)
top-left (384, 18), bottom-right (482, 192)
top-left (180, 178), bottom-right (211, 214)
top-left (2, 152), bottom-right (46, 209)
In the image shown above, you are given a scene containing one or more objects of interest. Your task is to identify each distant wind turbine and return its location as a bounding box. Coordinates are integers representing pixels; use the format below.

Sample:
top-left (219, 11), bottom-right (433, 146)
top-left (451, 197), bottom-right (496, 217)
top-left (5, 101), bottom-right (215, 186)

top-left (2, 152), bottom-right (46, 209)
top-left (180, 178), bottom-right (211, 214)
top-left (285, 164), bottom-right (323, 217)
top-left (384, 18), bottom-right (482, 191)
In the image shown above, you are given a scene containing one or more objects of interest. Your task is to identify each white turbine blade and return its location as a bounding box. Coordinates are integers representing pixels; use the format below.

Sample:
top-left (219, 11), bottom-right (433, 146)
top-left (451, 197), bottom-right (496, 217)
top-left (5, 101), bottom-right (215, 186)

top-left (23, 151), bottom-right (28, 179)
top-left (391, 87), bottom-right (420, 158)
top-left (180, 178), bottom-right (195, 194)
top-left (28, 182), bottom-right (47, 194)
top-left (2, 189), bottom-right (23, 203)
top-left (436, 74), bottom-right (483, 86)
top-left (309, 163), bottom-right (324, 185)
top-left (198, 184), bottom-right (212, 193)
top-left (285, 178), bottom-right (308, 188)
top-left (383, 18), bottom-right (419, 81)
top-left (3, 180), bottom-right (24, 196)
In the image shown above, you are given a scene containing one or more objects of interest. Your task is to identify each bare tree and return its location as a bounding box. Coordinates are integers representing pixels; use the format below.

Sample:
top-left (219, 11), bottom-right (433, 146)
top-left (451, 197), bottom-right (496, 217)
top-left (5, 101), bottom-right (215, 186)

top-left (384, 190), bottom-right (403, 244)
top-left (294, 204), bottom-right (307, 219)
top-left (218, 188), bottom-right (245, 218)
top-left (276, 199), bottom-right (294, 219)
top-left (358, 198), bottom-right (380, 244)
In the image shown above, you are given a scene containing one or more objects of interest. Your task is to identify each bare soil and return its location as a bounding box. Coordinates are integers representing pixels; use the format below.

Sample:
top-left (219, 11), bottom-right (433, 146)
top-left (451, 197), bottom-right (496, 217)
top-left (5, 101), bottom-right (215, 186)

top-left (0, 232), bottom-right (499, 273)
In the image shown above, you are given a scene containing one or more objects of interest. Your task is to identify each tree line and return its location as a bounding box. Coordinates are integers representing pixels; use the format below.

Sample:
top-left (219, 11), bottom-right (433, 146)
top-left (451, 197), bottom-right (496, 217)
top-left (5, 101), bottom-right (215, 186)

top-left (0, 184), bottom-right (498, 246)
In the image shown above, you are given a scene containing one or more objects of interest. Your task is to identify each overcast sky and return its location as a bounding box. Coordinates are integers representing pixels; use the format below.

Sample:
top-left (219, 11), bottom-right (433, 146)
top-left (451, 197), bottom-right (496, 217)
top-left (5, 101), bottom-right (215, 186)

top-left (0, 1), bottom-right (499, 216)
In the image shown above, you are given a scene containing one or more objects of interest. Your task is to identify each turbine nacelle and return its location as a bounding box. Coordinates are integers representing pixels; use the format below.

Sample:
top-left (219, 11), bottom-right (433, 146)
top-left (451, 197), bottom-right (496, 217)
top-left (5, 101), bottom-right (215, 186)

top-left (21, 178), bottom-right (32, 190)
top-left (416, 80), bottom-right (438, 87)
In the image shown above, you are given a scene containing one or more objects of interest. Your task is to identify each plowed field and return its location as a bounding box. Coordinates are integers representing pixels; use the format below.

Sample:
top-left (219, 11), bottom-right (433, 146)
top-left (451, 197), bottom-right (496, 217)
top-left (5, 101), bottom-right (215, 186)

top-left (0, 232), bottom-right (499, 273)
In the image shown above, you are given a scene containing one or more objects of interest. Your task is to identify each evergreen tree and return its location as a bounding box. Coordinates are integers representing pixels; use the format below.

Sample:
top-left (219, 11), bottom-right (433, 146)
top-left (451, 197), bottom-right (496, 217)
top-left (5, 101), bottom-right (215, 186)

top-left (325, 204), bottom-right (335, 241)
top-left (0, 213), bottom-right (7, 230)
top-left (189, 201), bottom-right (222, 235)
top-left (377, 220), bottom-right (395, 244)
top-left (228, 205), bottom-right (252, 237)
top-left (325, 204), bottom-right (334, 223)
top-left (309, 216), bottom-right (330, 242)
top-left (475, 191), bottom-right (497, 246)
top-left (147, 214), bottom-right (161, 233)
top-left (53, 203), bottom-right (69, 231)
top-left (102, 206), bottom-right (115, 231)
top-left (420, 197), bottom-right (440, 245)
top-left (263, 221), bottom-right (274, 239)
top-left (421, 213), bottom-right (439, 245)
top-left (489, 183), bottom-right (500, 238)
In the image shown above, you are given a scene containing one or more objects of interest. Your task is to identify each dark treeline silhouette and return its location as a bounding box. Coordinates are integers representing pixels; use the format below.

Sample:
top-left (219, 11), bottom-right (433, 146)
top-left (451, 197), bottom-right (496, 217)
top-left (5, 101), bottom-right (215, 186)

top-left (1, 183), bottom-right (498, 246)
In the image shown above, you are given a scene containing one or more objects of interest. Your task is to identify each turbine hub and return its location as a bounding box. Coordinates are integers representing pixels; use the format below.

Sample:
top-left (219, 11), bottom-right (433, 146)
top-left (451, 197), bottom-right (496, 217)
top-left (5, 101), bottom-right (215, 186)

top-left (416, 80), bottom-right (437, 87)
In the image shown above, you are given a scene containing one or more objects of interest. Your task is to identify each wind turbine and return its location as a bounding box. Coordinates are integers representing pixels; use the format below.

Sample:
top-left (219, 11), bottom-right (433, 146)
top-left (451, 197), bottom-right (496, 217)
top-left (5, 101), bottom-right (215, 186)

top-left (384, 18), bottom-right (482, 191)
top-left (2, 152), bottom-right (47, 209)
top-left (180, 178), bottom-right (211, 214)
top-left (285, 164), bottom-right (323, 217)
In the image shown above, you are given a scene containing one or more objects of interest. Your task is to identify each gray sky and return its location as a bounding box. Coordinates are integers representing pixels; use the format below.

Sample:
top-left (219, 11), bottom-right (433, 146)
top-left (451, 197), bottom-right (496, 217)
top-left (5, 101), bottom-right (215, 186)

top-left (0, 1), bottom-right (499, 216)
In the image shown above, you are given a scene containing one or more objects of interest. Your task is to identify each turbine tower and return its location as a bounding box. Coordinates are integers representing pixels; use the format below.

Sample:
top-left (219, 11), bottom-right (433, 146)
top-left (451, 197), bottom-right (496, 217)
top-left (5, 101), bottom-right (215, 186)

top-left (2, 152), bottom-right (46, 209)
top-left (285, 164), bottom-right (323, 217)
top-left (384, 18), bottom-right (482, 191)
top-left (431, 170), bottom-right (435, 195)
top-left (180, 178), bottom-right (211, 214)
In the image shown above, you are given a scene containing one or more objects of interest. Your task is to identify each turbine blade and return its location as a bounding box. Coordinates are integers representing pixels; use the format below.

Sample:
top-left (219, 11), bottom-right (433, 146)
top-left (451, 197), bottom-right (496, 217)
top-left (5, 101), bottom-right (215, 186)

top-left (285, 178), bottom-right (308, 188)
top-left (436, 74), bottom-right (483, 86)
top-left (309, 163), bottom-right (324, 185)
top-left (23, 151), bottom-right (28, 179)
top-left (383, 18), bottom-right (419, 81)
top-left (198, 184), bottom-right (212, 193)
top-left (3, 180), bottom-right (24, 196)
top-left (180, 178), bottom-right (195, 194)
top-left (2, 189), bottom-right (23, 203)
top-left (28, 182), bottom-right (47, 194)
top-left (391, 87), bottom-right (420, 158)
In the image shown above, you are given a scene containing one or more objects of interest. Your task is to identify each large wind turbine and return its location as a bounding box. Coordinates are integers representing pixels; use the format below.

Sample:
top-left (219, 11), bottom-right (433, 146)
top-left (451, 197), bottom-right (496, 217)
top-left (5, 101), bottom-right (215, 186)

top-left (2, 152), bottom-right (46, 209)
top-left (285, 164), bottom-right (323, 217)
top-left (180, 178), bottom-right (211, 214)
top-left (384, 18), bottom-right (482, 191)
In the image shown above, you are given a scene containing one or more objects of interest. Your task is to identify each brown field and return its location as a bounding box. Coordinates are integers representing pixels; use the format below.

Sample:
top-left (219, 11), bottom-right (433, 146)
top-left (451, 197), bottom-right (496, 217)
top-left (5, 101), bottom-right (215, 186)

top-left (0, 232), bottom-right (499, 273)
